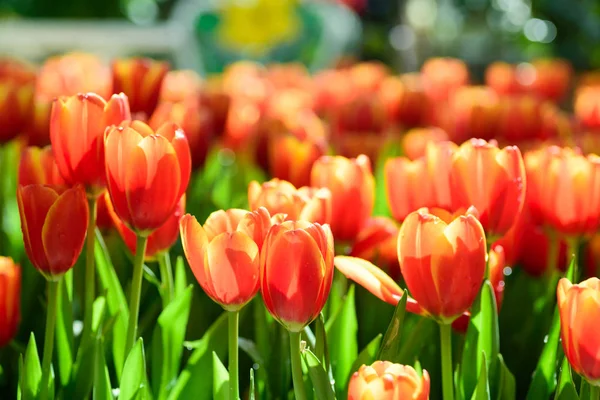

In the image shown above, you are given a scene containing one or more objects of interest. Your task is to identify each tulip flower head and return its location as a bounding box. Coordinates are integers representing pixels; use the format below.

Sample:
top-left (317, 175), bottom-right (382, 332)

top-left (348, 361), bottom-right (430, 400)
top-left (0, 257), bottom-right (20, 348)
top-left (485, 62), bottom-right (523, 96)
top-left (421, 57), bottom-right (469, 103)
top-left (0, 58), bottom-right (35, 142)
top-left (159, 69), bottom-right (203, 104)
top-left (575, 85), bottom-right (600, 130)
top-left (261, 220), bottom-right (334, 332)
top-left (180, 208), bottom-right (277, 311)
top-left (17, 184), bottom-right (89, 281)
top-left (18, 146), bottom-right (65, 187)
top-left (104, 120), bottom-right (191, 235)
top-left (557, 277), bottom-right (600, 384)
top-left (398, 207), bottom-right (487, 324)
top-left (50, 92), bottom-right (131, 194)
top-left (401, 127), bottom-right (449, 161)
top-left (310, 154), bottom-right (374, 242)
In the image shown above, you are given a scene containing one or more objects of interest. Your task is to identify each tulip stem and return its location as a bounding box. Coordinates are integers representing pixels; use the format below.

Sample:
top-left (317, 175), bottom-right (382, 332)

top-left (82, 195), bottom-right (98, 341)
top-left (40, 280), bottom-right (59, 400)
top-left (158, 251), bottom-right (174, 306)
top-left (124, 235), bottom-right (148, 362)
top-left (228, 311), bottom-right (240, 400)
top-left (589, 384), bottom-right (599, 400)
top-left (440, 323), bottom-right (454, 400)
top-left (566, 237), bottom-right (579, 281)
top-left (289, 331), bottom-right (308, 400)
top-left (543, 232), bottom-right (560, 301)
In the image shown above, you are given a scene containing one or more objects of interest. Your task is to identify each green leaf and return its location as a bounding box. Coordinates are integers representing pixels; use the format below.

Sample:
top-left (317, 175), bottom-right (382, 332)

top-left (526, 307), bottom-right (561, 400)
top-left (325, 284), bottom-right (358, 397)
top-left (554, 357), bottom-right (579, 400)
top-left (253, 299), bottom-right (273, 399)
top-left (120, 339), bottom-right (148, 400)
top-left (377, 292), bottom-right (407, 362)
top-left (302, 348), bottom-right (336, 400)
top-left (212, 352), bottom-right (229, 400)
top-left (169, 311), bottom-right (229, 400)
top-left (249, 368), bottom-right (256, 400)
top-left (143, 265), bottom-right (161, 289)
top-left (174, 257), bottom-right (187, 297)
top-left (152, 286), bottom-right (193, 399)
top-left (315, 313), bottom-right (328, 368)
top-left (55, 270), bottom-right (74, 387)
top-left (349, 334), bottom-right (382, 380)
top-left (21, 333), bottom-right (42, 400)
top-left (496, 355), bottom-right (516, 400)
top-left (471, 353), bottom-right (490, 400)
top-left (238, 337), bottom-right (270, 395)
top-left (461, 280), bottom-right (499, 400)
top-left (95, 229), bottom-right (129, 380)
top-left (93, 340), bottom-right (113, 400)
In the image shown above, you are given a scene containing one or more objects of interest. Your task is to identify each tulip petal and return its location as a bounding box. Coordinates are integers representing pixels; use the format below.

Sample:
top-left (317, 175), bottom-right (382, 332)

top-left (203, 209), bottom-right (247, 240)
top-left (180, 214), bottom-right (212, 296)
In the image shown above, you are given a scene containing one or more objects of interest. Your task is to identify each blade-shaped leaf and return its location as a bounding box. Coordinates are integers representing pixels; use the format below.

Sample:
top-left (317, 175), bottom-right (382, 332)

top-left (302, 348), bottom-right (336, 400)
top-left (120, 339), bottom-right (148, 400)
top-left (212, 352), bottom-right (229, 400)
top-left (377, 292), bottom-right (407, 362)
top-left (174, 257), bottom-right (187, 297)
top-left (471, 352), bottom-right (490, 400)
top-left (325, 284), bottom-right (358, 397)
top-left (249, 368), bottom-right (255, 400)
top-left (55, 270), bottom-right (74, 387)
top-left (554, 357), bottom-right (578, 400)
top-left (21, 333), bottom-right (42, 400)
top-left (526, 307), bottom-right (561, 400)
top-left (349, 334), bottom-right (383, 380)
top-left (496, 355), bottom-right (516, 400)
top-left (93, 340), bottom-right (113, 400)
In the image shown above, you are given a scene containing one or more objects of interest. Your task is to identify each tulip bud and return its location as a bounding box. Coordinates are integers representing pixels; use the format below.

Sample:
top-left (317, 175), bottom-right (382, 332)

top-left (104, 121), bottom-right (191, 235)
top-left (311, 155), bottom-right (375, 242)
top-left (398, 207), bottom-right (487, 323)
top-left (112, 57), bottom-right (169, 116)
top-left (0, 58), bottom-right (36, 142)
top-left (557, 277), bottom-right (600, 383)
top-left (180, 208), bottom-right (275, 311)
top-left (348, 361), bottom-right (430, 400)
top-left (260, 220), bottom-right (334, 332)
top-left (17, 184), bottom-right (89, 281)
top-left (50, 92), bottom-right (131, 194)
top-left (18, 146), bottom-right (65, 186)
top-left (421, 57), bottom-right (469, 103)
top-left (0, 257), bottom-right (20, 348)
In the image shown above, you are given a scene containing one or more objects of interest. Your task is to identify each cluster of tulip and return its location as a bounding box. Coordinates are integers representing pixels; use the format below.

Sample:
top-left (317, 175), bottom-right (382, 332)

top-left (1, 51), bottom-right (600, 400)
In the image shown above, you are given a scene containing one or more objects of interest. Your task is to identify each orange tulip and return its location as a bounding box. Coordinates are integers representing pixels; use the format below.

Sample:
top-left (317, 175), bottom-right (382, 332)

top-left (348, 361), bottom-right (430, 400)
top-left (159, 69), bottom-right (203, 103)
top-left (348, 62), bottom-right (389, 94)
top-left (112, 57), bottom-right (169, 116)
top-left (50, 92), bottom-right (131, 193)
top-left (557, 277), bottom-right (600, 383)
top-left (266, 88), bottom-right (314, 121)
top-left (248, 179), bottom-right (331, 225)
top-left (525, 146), bottom-right (600, 235)
top-left (107, 193), bottom-right (185, 260)
top-left (447, 86), bottom-right (500, 142)
top-left (379, 73), bottom-right (430, 128)
top-left (104, 121), bottom-right (191, 235)
top-left (0, 257), bottom-right (20, 348)
top-left (575, 85), bottom-right (600, 130)
top-left (260, 220), bottom-right (334, 331)
top-left (311, 155), bottom-right (375, 242)
top-left (17, 184), bottom-right (89, 280)
top-left (401, 127), bottom-right (449, 161)
top-left (180, 208), bottom-right (275, 310)
top-left (385, 141), bottom-right (456, 222)
top-left (526, 59), bottom-right (572, 103)
top-left (0, 58), bottom-right (35, 142)
top-left (485, 62), bottom-right (523, 96)
top-left (266, 63), bottom-right (312, 91)
top-left (398, 207), bottom-right (487, 323)
top-left (421, 57), bottom-right (469, 103)
top-left (149, 98), bottom-right (215, 169)
top-left (350, 217), bottom-right (400, 279)
top-left (312, 69), bottom-right (355, 116)
top-left (18, 146), bottom-right (65, 186)
top-left (450, 139), bottom-right (526, 238)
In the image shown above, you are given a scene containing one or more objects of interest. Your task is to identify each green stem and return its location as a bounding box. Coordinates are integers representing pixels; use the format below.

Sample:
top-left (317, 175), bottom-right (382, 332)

top-left (40, 280), bottom-right (59, 400)
top-left (158, 251), bottom-right (174, 306)
top-left (543, 232), bottom-right (560, 300)
top-left (440, 323), bottom-right (455, 400)
top-left (82, 196), bottom-right (98, 340)
top-left (589, 384), bottom-right (599, 400)
top-left (289, 331), bottom-right (308, 400)
top-left (228, 311), bottom-right (240, 400)
top-left (566, 237), bottom-right (580, 281)
top-left (124, 235), bottom-right (148, 362)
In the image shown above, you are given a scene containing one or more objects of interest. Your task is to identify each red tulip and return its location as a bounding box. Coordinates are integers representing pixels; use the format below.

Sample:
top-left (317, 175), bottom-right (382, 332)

top-left (18, 146), bottom-right (65, 186)
top-left (50, 92), bottom-right (131, 193)
top-left (0, 257), bottom-right (20, 348)
top-left (260, 220), bottom-right (334, 331)
top-left (0, 58), bottom-right (36, 142)
top-left (112, 57), bottom-right (169, 116)
top-left (401, 127), bottom-right (449, 161)
top-left (557, 277), bottom-right (600, 383)
top-left (348, 361), bottom-right (430, 400)
top-left (451, 139), bottom-right (526, 238)
top-left (180, 208), bottom-right (274, 310)
top-left (311, 155), bottom-right (375, 242)
top-left (159, 69), bottom-right (203, 103)
top-left (575, 85), bottom-right (600, 130)
top-left (17, 184), bottom-right (89, 280)
top-left (446, 86), bottom-right (500, 142)
top-left (485, 62), bottom-right (523, 96)
top-left (421, 57), bottom-right (469, 103)
top-left (527, 59), bottom-right (572, 103)
top-left (104, 121), bottom-right (191, 235)
top-left (348, 62), bottom-right (389, 94)
top-left (398, 207), bottom-right (487, 323)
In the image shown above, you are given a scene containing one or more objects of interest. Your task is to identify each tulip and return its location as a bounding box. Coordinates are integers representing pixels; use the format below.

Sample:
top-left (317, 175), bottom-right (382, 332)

top-left (557, 277), bottom-right (600, 385)
top-left (401, 127), bottom-right (449, 161)
top-left (350, 217), bottom-right (400, 279)
top-left (158, 69), bottom-right (203, 103)
top-left (485, 62), bottom-right (523, 96)
top-left (104, 120), bottom-right (191, 234)
top-left (379, 73), bottom-right (430, 128)
top-left (526, 59), bottom-right (572, 103)
top-left (0, 58), bottom-right (36, 142)
top-left (450, 139), bottom-right (526, 239)
top-left (496, 95), bottom-right (545, 142)
top-left (0, 257), bottom-right (20, 348)
top-left (348, 361), bottom-right (430, 400)
top-left (348, 62), bottom-right (389, 94)
top-left (223, 100), bottom-right (262, 150)
top-left (112, 57), bottom-right (169, 116)
top-left (266, 63), bottom-right (312, 91)
top-left (312, 70), bottom-right (354, 116)
top-left (50, 92), bottom-right (131, 193)
top-left (447, 86), bottom-right (500, 142)
top-left (17, 184), bottom-right (89, 280)
top-left (266, 88), bottom-right (314, 121)
top-left (311, 155), bottom-right (375, 242)
top-left (421, 57), bottom-right (469, 103)
top-left (248, 179), bottom-right (331, 225)
top-left (575, 85), bottom-right (600, 130)
top-left (149, 98), bottom-right (215, 169)
top-left (18, 146), bottom-right (65, 186)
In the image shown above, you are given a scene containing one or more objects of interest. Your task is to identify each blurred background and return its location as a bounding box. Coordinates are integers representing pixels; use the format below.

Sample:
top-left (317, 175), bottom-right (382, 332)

top-left (1, 0), bottom-right (599, 77)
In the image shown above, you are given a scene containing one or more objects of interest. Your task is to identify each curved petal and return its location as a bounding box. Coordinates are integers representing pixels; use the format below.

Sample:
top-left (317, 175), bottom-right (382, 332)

top-left (203, 209), bottom-right (248, 239)
top-left (180, 214), bottom-right (214, 298)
